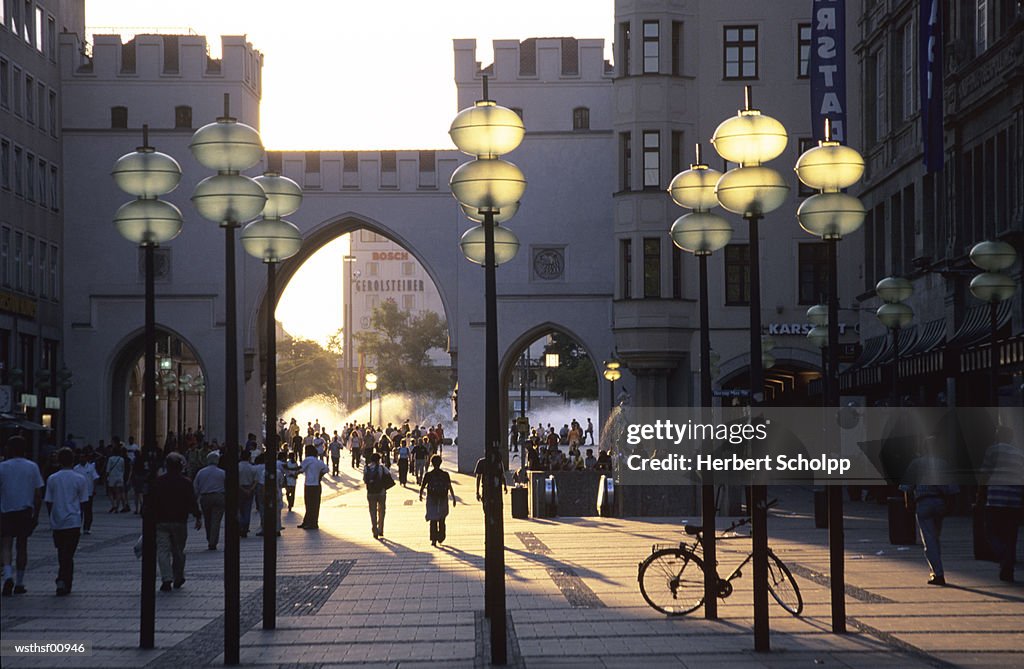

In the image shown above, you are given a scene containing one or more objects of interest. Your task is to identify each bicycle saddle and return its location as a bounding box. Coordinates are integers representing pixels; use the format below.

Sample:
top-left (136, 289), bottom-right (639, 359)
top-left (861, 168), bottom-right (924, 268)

top-left (684, 525), bottom-right (702, 535)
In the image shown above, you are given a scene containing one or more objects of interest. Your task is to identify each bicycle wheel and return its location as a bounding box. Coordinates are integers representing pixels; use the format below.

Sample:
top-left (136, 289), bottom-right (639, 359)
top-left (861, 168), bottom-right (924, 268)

top-left (638, 549), bottom-right (705, 615)
top-left (766, 550), bottom-right (803, 616)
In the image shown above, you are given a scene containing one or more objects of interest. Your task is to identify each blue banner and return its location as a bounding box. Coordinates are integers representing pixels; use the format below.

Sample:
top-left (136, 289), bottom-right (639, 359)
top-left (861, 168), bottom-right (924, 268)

top-left (809, 0), bottom-right (847, 142)
top-left (920, 0), bottom-right (944, 172)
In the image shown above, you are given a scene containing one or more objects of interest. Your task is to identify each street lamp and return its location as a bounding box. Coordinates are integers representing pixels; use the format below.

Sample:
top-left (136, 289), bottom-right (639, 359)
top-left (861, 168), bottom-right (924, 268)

top-left (342, 254), bottom-right (358, 407)
top-left (969, 240), bottom-right (1018, 405)
top-left (876, 277), bottom-right (914, 407)
top-left (795, 117), bottom-right (866, 634)
top-left (365, 373), bottom-right (378, 424)
top-left (449, 76), bottom-right (525, 666)
top-left (602, 360), bottom-right (621, 412)
top-left (111, 124), bottom-right (183, 651)
top-left (711, 86), bottom-right (788, 652)
top-left (241, 170), bottom-right (302, 632)
top-left (668, 143), bottom-right (731, 621)
top-left (189, 94), bottom-right (267, 666)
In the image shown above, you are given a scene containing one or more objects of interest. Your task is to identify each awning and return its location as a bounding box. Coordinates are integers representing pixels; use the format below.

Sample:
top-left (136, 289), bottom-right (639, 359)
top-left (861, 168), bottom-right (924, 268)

top-left (948, 301), bottom-right (1012, 348)
top-left (0, 413), bottom-right (50, 431)
top-left (900, 318), bottom-right (947, 378)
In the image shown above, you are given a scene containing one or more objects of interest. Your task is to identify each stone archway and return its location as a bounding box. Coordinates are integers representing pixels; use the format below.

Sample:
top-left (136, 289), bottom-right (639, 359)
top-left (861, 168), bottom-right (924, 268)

top-left (497, 321), bottom-right (604, 450)
top-left (242, 212), bottom-right (461, 443)
top-left (108, 327), bottom-right (208, 447)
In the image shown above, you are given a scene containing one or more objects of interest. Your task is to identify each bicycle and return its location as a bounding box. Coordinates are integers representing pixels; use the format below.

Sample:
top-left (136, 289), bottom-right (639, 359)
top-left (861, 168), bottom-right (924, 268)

top-left (637, 498), bottom-right (803, 616)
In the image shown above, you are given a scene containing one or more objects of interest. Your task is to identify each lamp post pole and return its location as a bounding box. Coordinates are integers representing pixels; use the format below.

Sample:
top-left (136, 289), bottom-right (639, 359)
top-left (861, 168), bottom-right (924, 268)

top-left (825, 237), bottom-right (845, 632)
top-left (482, 209), bottom-right (507, 662)
top-left (698, 252), bottom-right (718, 621)
top-left (263, 259), bottom-right (278, 628)
top-left (141, 243), bottom-right (157, 648)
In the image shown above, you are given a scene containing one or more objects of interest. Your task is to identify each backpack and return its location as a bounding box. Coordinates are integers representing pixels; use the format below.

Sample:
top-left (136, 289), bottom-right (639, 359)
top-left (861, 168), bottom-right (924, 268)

top-left (426, 472), bottom-right (448, 498)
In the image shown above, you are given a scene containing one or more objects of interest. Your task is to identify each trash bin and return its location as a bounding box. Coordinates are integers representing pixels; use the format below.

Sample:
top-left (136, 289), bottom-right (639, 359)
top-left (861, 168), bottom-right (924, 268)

top-left (887, 496), bottom-right (916, 545)
top-left (813, 488), bottom-right (827, 528)
top-left (511, 486), bottom-right (529, 519)
top-left (597, 475), bottom-right (615, 517)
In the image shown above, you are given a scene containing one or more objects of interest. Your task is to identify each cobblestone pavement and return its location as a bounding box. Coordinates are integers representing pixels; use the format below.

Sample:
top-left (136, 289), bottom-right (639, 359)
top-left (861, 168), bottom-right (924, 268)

top-left (1, 455), bottom-right (1022, 668)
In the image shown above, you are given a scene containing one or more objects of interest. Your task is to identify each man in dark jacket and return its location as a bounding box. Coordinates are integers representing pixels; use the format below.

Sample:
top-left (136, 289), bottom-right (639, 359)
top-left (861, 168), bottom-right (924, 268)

top-left (147, 453), bottom-right (201, 591)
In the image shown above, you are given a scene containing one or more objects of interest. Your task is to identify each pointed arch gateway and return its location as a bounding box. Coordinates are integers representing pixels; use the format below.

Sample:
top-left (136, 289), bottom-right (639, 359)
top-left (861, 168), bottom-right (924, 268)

top-left (498, 322), bottom-right (603, 450)
top-left (109, 326), bottom-right (208, 448)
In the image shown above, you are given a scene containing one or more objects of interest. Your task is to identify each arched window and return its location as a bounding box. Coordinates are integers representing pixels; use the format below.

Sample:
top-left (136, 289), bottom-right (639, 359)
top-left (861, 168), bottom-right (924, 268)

top-left (110, 106), bottom-right (127, 129)
top-left (572, 107), bottom-right (590, 131)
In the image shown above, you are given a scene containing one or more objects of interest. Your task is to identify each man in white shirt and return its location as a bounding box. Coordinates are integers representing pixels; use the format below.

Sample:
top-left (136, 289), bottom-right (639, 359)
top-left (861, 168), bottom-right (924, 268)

top-left (298, 445), bottom-right (328, 530)
top-left (44, 448), bottom-right (89, 595)
top-left (72, 452), bottom-right (100, 534)
top-left (237, 452), bottom-right (258, 538)
top-left (193, 452), bottom-right (226, 550)
top-left (0, 436), bottom-right (44, 596)
top-left (125, 436), bottom-right (141, 463)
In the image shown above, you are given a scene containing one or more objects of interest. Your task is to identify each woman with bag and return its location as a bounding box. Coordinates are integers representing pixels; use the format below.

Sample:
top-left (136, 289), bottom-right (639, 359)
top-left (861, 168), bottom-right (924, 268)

top-left (419, 456), bottom-right (456, 547)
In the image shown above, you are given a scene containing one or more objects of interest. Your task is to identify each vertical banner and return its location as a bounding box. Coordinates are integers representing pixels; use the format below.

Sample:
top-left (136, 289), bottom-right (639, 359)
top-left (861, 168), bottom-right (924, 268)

top-left (920, 0), bottom-right (944, 172)
top-left (809, 0), bottom-right (847, 142)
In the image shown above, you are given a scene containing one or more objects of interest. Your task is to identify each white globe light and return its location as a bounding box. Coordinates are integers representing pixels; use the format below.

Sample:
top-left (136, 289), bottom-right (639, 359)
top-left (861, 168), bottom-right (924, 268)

top-left (449, 100), bottom-right (525, 157)
top-left (797, 192), bottom-right (866, 240)
top-left (111, 149), bottom-right (182, 198)
top-left (794, 142), bottom-right (865, 192)
top-left (711, 109), bottom-right (788, 165)
top-left (668, 165), bottom-right (722, 211)
top-left (240, 218), bottom-right (303, 263)
top-left (715, 166), bottom-right (789, 216)
top-left (876, 276), bottom-right (913, 303)
top-left (459, 224), bottom-right (520, 266)
top-left (876, 302), bottom-right (913, 329)
top-left (450, 158), bottom-right (527, 212)
top-left (807, 325), bottom-right (828, 349)
top-left (670, 212), bottom-right (732, 256)
top-left (969, 240), bottom-right (1018, 272)
top-left (254, 173), bottom-right (302, 219)
top-left (189, 118), bottom-right (264, 172)
top-left (806, 304), bottom-right (828, 326)
top-left (970, 272), bottom-right (1017, 303)
top-left (114, 198), bottom-right (183, 246)
top-left (192, 174), bottom-right (268, 225)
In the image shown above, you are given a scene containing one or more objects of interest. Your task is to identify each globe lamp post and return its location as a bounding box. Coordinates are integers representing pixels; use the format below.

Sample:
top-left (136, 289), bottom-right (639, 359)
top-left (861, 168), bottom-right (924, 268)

top-left (111, 124), bottom-right (183, 650)
top-left (711, 86), bottom-right (788, 651)
top-left (795, 118), bottom-right (866, 634)
top-left (668, 143), bottom-right (731, 619)
top-left (968, 241), bottom-right (1018, 405)
top-left (875, 277), bottom-right (914, 407)
top-left (189, 95), bottom-right (267, 665)
top-left (240, 170), bottom-right (302, 631)
top-left (449, 77), bottom-right (526, 665)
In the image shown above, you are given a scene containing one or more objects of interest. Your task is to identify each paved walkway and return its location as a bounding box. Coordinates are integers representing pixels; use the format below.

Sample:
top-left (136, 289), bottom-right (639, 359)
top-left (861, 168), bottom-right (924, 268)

top-left (1, 457), bottom-right (1022, 668)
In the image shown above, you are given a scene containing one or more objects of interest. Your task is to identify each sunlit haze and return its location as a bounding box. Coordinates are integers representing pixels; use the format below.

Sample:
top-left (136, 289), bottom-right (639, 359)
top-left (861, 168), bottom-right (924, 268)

top-left (86, 0), bottom-right (614, 150)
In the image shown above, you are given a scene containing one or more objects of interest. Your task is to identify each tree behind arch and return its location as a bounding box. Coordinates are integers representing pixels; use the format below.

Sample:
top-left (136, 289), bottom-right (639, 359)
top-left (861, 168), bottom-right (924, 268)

top-left (353, 300), bottom-right (449, 397)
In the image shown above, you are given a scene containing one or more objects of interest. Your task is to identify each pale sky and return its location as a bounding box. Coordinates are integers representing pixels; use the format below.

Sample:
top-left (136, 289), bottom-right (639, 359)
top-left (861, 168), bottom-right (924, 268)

top-left (86, 0), bottom-right (615, 150)
top-left (86, 1), bottom-right (614, 344)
